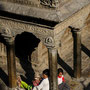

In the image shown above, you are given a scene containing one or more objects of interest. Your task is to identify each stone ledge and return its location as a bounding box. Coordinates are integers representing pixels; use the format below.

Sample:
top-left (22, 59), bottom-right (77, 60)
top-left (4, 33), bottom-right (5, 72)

top-left (0, 0), bottom-right (90, 22)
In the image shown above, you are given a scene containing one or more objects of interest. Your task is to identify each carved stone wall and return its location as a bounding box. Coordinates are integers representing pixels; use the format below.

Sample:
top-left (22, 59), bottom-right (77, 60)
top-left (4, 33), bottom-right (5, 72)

top-left (0, 18), bottom-right (53, 44)
top-left (0, 15), bottom-right (90, 78)
top-left (0, 17), bottom-right (52, 78)
top-left (0, 3), bottom-right (90, 80)
top-left (31, 41), bottom-right (48, 75)
top-left (58, 15), bottom-right (90, 70)
top-left (0, 41), bottom-right (49, 76)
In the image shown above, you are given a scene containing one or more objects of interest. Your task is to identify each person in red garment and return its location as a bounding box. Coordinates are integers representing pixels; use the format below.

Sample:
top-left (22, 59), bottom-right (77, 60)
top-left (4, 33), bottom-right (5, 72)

top-left (58, 68), bottom-right (70, 90)
top-left (58, 68), bottom-right (65, 85)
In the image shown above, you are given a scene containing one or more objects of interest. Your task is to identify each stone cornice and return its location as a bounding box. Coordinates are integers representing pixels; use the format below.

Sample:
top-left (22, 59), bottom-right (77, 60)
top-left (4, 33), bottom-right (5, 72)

top-left (0, 10), bottom-right (57, 29)
top-left (54, 3), bottom-right (90, 35)
top-left (0, 0), bottom-right (89, 22)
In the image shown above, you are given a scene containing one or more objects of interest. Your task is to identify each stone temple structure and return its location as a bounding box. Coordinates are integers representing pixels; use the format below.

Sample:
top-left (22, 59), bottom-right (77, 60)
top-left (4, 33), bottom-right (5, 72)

top-left (0, 0), bottom-right (90, 90)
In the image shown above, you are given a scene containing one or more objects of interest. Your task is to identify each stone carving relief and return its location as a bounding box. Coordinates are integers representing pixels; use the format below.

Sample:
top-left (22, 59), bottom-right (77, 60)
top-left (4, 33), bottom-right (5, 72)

top-left (2, 28), bottom-right (12, 37)
top-left (0, 0), bottom-right (60, 8)
top-left (40, 0), bottom-right (59, 7)
top-left (44, 36), bottom-right (55, 48)
top-left (0, 27), bottom-right (15, 43)
top-left (0, 18), bottom-right (53, 43)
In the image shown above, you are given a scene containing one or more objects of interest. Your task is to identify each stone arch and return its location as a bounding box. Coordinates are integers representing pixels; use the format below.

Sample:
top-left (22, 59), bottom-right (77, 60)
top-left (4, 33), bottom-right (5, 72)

top-left (15, 31), bottom-right (40, 84)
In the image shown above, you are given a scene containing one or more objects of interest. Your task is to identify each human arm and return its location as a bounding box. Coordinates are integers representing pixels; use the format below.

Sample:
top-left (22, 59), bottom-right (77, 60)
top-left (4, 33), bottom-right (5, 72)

top-left (21, 81), bottom-right (32, 90)
top-left (35, 79), bottom-right (44, 90)
top-left (21, 81), bottom-right (29, 88)
top-left (62, 77), bottom-right (65, 82)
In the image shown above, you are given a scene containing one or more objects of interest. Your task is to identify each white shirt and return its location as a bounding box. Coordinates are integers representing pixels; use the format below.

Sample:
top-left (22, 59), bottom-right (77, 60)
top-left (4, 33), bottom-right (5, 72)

top-left (33, 78), bottom-right (49, 90)
top-left (58, 75), bottom-right (64, 85)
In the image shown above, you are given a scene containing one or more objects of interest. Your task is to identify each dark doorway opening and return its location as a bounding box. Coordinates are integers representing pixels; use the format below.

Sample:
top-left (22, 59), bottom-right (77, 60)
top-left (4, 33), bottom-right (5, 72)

top-left (15, 32), bottom-right (40, 84)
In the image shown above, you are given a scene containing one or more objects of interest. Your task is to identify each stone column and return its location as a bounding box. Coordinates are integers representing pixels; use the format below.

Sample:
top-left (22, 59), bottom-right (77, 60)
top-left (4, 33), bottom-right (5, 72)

top-left (1, 27), bottom-right (17, 88)
top-left (44, 36), bottom-right (58, 90)
top-left (48, 47), bottom-right (58, 90)
top-left (6, 38), bottom-right (17, 88)
top-left (72, 28), bottom-right (81, 78)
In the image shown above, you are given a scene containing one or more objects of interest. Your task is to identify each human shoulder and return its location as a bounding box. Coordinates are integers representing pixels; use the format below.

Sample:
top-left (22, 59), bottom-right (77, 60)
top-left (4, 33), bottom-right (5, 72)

top-left (58, 75), bottom-right (64, 78)
top-left (42, 78), bottom-right (49, 84)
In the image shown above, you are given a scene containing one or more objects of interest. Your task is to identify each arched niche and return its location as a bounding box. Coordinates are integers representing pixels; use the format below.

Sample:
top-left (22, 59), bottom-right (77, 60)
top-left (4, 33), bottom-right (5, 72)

top-left (15, 31), bottom-right (40, 84)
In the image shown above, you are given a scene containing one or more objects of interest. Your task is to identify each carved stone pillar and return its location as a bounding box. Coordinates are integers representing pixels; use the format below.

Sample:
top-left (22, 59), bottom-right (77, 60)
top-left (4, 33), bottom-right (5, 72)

top-left (44, 37), bottom-right (58, 90)
top-left (48, 48), bottom-right (58, 90)
top-left (6, 38), bottom-right (17, 88)
top-left (72, 28), bottom-right (81, 78)
top-left (1, 28), bottom-right (17, 88)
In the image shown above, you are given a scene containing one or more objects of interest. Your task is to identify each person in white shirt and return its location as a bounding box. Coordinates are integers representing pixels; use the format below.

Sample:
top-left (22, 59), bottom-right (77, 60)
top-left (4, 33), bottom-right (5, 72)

top-left (33, 69), bottom-right (49, 90)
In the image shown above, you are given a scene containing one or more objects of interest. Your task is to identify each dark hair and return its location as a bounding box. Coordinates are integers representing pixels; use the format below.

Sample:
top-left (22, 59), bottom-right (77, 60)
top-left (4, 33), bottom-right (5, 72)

top-left (43, 69), bottom-right (50, 77)
top-left (58, 68), bottom-right (63, 74)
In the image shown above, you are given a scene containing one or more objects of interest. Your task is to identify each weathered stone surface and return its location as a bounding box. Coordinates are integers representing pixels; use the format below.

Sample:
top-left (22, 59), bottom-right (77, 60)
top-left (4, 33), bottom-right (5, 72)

top-left (31, 41), bottom-right (49, 74)
top-left (0, 0), bottom-right (90, 22)
top-left (54, 3), bottom-right (90, 35)
top-left (0, 16), bottom-right (89, 89)
top-left (0, 0), bottom-right (90, 89)
top-left (0, 18), bottom-right (54, 44)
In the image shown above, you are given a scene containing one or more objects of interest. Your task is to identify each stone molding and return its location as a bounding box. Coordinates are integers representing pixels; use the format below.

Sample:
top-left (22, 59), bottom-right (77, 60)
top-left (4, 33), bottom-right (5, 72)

top-left (54, 4), bottom-right (90, 35)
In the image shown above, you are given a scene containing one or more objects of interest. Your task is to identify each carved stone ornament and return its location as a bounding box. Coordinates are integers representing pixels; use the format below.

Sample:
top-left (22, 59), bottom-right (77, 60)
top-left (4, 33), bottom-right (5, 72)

top-left (1, 27), bottom-right (15, 43)
top-left (2, 28), bottom-right (12, 36)
top-left (44, 37), bottom-right (55, 48)
top-left (40, 0), bottom-right (59, 7)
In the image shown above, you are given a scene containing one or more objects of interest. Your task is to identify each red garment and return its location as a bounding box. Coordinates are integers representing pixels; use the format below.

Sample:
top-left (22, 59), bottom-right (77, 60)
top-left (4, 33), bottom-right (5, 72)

top-left (33, 79), bottom-right (40, 86)
top-left (58, 75), bottom-right (65, 85)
